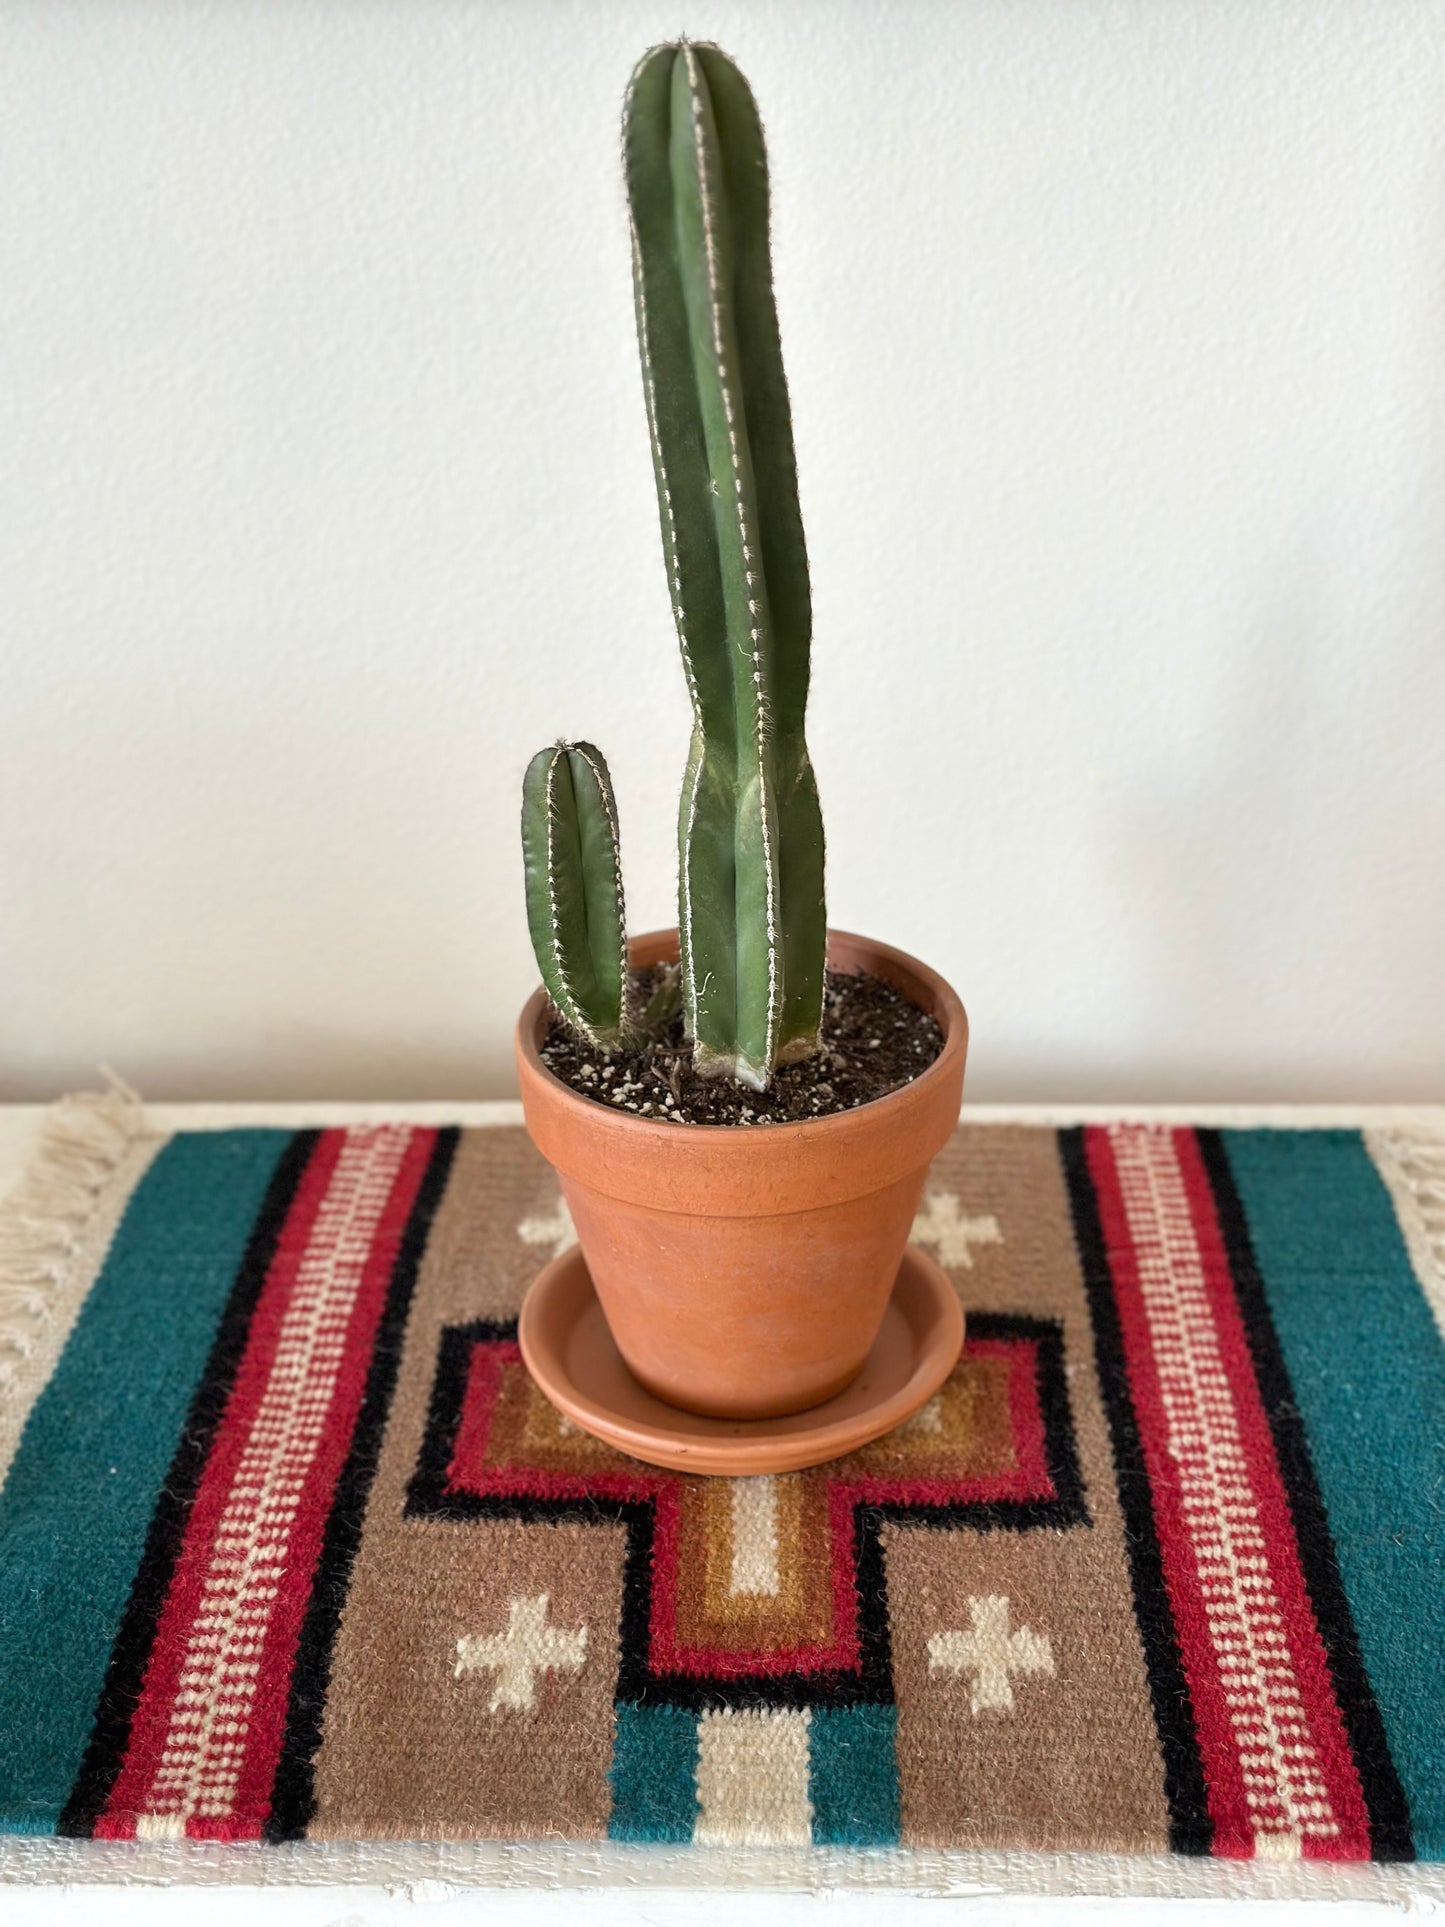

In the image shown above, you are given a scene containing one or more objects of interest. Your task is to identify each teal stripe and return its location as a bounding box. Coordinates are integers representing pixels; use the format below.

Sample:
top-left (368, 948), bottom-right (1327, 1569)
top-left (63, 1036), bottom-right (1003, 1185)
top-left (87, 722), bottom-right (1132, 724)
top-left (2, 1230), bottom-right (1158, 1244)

top-left (1223, 1128), bottom-right (1445, 1858)
top-left (608, 1703), bottom-right (698, 1840)
top-left (809, 1704), bottom-right (899, 1844)
top-left (0, 1129), bottom-right (293, 1833)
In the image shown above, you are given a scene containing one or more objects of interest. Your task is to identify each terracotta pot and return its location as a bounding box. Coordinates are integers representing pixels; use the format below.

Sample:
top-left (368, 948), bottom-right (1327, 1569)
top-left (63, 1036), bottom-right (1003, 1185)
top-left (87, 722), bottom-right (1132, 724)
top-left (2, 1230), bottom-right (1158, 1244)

top-left (515, 929), bottom-right (968, 1421)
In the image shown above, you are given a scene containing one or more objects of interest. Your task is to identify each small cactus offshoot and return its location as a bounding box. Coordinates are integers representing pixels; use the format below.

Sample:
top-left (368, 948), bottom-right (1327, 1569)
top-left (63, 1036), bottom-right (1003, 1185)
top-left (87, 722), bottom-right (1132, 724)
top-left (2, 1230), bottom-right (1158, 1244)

top-left (521, 741), bottom-right (630, 1049)
top-left (521, 42), bottom-right (826, 1092)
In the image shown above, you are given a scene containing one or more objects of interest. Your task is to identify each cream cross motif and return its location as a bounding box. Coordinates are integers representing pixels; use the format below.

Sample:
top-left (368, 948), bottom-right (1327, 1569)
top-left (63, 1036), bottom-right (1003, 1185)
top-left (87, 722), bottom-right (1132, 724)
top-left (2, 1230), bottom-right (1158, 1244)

top-left (927, 1594), bottom-right (1054, 1714)
top-left (518, 1193), bottom-right (575, 1261)
top-left (455, 1592), bottom-right (588, 1713)
top-left (911, 1191), bottom-right (1002, 1269)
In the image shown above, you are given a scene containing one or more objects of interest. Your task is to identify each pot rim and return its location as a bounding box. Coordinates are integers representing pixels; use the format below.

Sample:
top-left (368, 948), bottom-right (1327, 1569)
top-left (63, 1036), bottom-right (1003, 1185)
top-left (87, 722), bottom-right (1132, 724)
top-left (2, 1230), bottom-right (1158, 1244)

top-left (514, 926), bottom-right (967, 1144)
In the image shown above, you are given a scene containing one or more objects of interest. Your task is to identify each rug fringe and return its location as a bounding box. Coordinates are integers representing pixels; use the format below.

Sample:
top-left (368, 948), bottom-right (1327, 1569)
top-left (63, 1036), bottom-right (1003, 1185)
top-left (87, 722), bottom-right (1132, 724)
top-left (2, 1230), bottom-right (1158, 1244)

top-left (1366, 1126), bottom-right (1445, 1335)
top-left (0, 1079), bottom-right (147, 1403)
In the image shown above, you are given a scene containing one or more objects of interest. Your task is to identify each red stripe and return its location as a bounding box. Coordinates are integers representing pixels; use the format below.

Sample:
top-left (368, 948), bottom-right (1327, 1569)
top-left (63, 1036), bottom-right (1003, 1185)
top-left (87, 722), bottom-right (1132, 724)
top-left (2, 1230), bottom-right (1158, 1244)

top-left (449, 1339), bottom-right (667, 1514)
top-left (1086, 1124), bottom-right (1252, 1850)
top-left (832, 1334), bottom-right (1053, 1508)
top-left (1085, 1125), bottom-right (1369, 1859)
top-left (1172, 1129), bottom-right (1369, 1857)
top-left (229, 1127), bottom-right (435, 1835)
top-left (97, 1127), bottom-right (434, 1840)
top-left (95, 1131), bottom-right (343, 1838)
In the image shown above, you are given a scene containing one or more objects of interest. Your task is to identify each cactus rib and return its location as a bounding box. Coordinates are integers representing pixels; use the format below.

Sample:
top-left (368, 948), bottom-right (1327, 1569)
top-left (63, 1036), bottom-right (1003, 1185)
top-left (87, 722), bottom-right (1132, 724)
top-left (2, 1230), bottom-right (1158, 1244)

top-left (682, 43), bottom-right (781, 1078)
top-left (627, 218), bottom-right (707, 1045)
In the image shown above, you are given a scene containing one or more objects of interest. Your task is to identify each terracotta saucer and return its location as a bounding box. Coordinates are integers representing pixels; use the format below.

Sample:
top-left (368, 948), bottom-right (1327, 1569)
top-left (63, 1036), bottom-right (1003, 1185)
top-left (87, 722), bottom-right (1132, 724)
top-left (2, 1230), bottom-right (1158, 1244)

top-left (518, 1243), bottom-right (963, 1476)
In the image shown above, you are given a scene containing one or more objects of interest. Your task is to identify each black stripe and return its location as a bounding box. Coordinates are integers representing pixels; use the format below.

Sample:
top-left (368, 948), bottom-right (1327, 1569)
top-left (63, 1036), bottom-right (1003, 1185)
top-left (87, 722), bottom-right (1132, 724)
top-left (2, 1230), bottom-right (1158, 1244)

top-left (402, 1315), bottom-right (515, 1518)
top-left (265, 1126), bottom-right (460, 1842)
top-left (58, 1130), bottom-right (321, 1837)
top-left (1196, 1129), bottom-right (1415, 1861)
top-left (968, 1311), bottom-right (1090, 1528)
top-left (1057, 1126), bottom-right (1213, 1855)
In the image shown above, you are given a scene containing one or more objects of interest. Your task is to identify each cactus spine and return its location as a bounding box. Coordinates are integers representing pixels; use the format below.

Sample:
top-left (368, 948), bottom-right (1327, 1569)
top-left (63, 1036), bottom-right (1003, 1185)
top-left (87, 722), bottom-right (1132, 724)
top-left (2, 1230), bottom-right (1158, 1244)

top-left (521, 741), bottom-right (630, 1048)
top-left (623, 42), bottom-right (826, 1090)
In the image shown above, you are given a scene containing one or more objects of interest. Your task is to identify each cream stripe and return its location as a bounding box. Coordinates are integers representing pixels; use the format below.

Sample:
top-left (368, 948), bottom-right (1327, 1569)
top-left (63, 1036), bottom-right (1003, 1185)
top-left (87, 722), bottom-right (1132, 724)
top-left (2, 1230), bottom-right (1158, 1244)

top-left (728, 1476), bottom-right (780, 1596)
top-left (694, 1707), bottom-right (812, 1845)
top-left (1365, 1129), bottom-right (1445, 1348)
top-left (0, 1088), bottom-right (163, 1489)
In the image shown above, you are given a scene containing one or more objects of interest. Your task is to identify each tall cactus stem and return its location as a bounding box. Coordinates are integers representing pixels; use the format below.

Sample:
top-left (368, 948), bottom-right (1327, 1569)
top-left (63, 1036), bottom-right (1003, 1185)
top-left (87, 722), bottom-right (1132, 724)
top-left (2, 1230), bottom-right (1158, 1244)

top-left (624, 40), bottom-right (827, 1089)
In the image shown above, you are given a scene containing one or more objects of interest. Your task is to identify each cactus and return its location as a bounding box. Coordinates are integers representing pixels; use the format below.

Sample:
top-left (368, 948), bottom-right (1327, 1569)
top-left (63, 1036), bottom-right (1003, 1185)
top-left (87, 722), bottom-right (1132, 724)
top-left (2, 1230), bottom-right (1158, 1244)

top-left (624, 41), bottom-right (826, 1090)
top-left (521, 741), bottom-right (630, 1048)
top-left (520, 42), bottom-right (826, 1092)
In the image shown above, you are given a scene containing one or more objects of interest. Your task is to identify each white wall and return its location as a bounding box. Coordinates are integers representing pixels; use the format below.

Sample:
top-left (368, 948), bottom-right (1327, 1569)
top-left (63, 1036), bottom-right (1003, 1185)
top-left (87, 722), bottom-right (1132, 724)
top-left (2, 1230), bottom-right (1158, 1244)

top-left (4, 0), bottom-right (1443, 1104)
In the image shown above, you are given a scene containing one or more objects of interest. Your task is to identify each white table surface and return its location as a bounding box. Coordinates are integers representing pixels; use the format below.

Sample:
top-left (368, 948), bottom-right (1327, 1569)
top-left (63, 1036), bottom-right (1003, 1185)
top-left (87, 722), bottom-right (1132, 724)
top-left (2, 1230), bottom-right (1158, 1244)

top-left (2, 1099), bottom-right (1442, 1925)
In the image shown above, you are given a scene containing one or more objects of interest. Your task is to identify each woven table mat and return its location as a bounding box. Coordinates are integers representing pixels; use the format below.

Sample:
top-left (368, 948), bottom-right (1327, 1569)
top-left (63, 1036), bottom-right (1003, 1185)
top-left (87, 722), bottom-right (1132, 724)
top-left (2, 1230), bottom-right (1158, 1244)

top-left (0, 1100), bottom-right (1441, 1861)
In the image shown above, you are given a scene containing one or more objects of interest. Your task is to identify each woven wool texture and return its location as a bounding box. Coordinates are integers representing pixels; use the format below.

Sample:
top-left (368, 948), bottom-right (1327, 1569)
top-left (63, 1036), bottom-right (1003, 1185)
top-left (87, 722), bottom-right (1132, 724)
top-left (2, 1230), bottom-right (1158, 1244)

top-left (0, 1112), bottom-right (1441, 1857)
